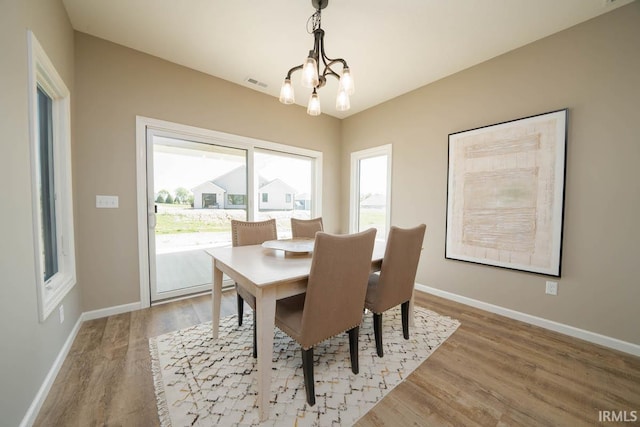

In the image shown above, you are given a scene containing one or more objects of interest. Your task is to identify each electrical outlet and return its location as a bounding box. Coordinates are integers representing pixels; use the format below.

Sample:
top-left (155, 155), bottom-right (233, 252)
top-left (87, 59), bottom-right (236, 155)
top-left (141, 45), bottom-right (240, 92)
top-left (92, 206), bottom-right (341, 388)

top-left (59, 305), bottom-right (64, 323)
top-left (545, 281), bottom-right (558, 296)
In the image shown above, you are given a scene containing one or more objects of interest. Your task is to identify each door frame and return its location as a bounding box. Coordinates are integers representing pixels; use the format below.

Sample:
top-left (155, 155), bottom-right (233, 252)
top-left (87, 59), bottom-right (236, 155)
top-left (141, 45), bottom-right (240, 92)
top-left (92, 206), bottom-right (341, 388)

top-left (135, 116), bottom-right (323, 308)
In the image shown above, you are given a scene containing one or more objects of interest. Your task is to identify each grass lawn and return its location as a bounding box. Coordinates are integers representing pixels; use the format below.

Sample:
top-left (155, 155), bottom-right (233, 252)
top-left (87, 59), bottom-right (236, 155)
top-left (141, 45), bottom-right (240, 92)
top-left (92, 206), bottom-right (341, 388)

top-left (155, 203), bottom-right (234, 234)
top-left (155, 213), bottom-right (231, 234)
top-left (155, 204), bottom-right (367, 235)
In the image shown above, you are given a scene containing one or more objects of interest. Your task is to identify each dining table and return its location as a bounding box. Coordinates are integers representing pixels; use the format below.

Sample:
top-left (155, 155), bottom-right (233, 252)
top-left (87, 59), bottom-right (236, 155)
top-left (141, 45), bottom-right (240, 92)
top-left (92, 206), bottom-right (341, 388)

top-left (206, 237), bottom-right (415, 421)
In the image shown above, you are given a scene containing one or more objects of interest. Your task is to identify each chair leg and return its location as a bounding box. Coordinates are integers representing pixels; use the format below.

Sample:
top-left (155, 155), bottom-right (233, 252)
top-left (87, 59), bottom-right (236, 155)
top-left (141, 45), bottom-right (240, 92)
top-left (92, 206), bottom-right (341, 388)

top-left (301, 347), bottom-right (315, 406)
top-left (401, 301), bottom-right (409, 339)
top-left (237, 293), bottom-right (244, 326)
top-left (252, 311), bottom-right (257, 359)
top-left (373, 313), bottom-right (383, 357)
top-left (348, 326), bottom-right (360, 374)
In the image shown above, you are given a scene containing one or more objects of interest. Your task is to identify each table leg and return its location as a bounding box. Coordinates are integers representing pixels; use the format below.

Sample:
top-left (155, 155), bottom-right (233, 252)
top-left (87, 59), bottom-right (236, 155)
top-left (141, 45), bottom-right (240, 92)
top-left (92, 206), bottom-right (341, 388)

top-left (256, 286), bottom-right (276, 421)
top-left (211, 260), bottom-right (223, 340)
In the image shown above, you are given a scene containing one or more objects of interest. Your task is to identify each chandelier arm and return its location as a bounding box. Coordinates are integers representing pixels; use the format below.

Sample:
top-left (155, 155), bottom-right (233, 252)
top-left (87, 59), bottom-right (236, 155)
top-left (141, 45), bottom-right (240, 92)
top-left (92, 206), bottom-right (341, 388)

top-left (321, 67), bottom-right (341, 81)
top-left (317, 31), bottom-right (348, 72)
top-left (285, 64), bottom-right (304, 80)
top-left (322, 58), bottom-right (348, 79)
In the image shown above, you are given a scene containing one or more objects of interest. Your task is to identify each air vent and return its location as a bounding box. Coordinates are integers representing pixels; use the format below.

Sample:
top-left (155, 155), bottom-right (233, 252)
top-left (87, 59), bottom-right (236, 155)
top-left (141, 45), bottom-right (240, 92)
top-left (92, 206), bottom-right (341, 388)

top-left (244, 77), bottom-right (268, 89)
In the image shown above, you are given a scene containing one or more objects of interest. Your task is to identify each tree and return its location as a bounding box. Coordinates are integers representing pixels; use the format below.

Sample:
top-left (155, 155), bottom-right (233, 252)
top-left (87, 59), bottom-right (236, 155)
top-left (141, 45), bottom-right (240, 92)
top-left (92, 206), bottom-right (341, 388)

top-left (155, 194), bottom-right (165, 203)
top-left (174, 187), bottom-right (191, 204)
top-left (156, 189), bottom-right (170, 202)
top-left (164, 193), bottom-right (174, 204)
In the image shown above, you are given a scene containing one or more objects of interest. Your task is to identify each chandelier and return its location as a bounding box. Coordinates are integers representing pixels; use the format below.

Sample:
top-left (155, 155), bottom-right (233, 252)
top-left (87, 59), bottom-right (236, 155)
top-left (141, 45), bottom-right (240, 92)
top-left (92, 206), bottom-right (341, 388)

top-left (278, 0), bottom-right (354, 116)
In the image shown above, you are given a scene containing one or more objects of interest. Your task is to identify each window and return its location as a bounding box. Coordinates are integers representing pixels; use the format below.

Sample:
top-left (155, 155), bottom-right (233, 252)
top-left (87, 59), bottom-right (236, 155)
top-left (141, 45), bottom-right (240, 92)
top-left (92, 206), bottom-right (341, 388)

top-left (202, 193), bottom-right (217, 208)
top-left (28, 31), bottom-right (76, 321)
top-left (37, 87), bottom-right (59, 281)
top-left (227, 194), bottom-right (246, 206)
top-left (255, 149), bottom-right (316, 237)
top-left (350, 145), bottom-right (392, 240)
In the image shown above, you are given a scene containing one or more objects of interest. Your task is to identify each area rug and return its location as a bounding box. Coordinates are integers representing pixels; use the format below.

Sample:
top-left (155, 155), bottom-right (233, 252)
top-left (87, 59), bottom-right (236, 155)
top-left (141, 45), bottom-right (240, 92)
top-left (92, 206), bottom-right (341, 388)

top-left (149, 306), bottom-right (460, 427)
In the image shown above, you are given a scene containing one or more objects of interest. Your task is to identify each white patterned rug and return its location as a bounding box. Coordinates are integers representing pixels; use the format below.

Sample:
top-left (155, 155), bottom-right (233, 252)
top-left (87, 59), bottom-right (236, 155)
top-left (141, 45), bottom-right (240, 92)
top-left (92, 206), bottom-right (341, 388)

top-left (150, 306), bottom-right (460, 427)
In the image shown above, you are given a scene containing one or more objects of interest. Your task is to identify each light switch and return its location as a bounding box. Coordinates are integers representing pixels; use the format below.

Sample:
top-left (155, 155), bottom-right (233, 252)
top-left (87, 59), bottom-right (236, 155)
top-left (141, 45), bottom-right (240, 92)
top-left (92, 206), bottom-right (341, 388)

top-left (96, 195), bottom-right (119, 208)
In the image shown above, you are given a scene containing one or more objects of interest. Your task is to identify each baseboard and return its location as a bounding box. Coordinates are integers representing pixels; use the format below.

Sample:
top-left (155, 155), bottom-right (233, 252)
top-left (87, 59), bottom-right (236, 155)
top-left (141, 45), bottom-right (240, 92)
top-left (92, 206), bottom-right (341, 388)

top-left (19, 315), bottom-right (84, 427)
top-left (20, 300), bottom-right (142, 426)
top-left (416, 284), bottom-right (640, 357)
top-left (81, 301), bottom-right (142, 321)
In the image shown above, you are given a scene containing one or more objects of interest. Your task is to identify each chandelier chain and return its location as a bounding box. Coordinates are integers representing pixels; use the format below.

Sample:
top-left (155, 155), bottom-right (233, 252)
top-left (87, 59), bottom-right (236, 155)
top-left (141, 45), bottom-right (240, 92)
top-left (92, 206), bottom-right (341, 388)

top-left (306, 10), bottom-right (321, 34)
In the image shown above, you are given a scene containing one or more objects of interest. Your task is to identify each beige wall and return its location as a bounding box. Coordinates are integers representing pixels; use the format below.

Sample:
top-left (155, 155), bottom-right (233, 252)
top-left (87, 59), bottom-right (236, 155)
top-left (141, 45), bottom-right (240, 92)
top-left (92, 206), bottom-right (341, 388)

top-left (341, 2), bottom-right (640, 344)
top-left (0, 0), bottom-right (80, 425)
top-left (74, 33), bottom-right (342, 311)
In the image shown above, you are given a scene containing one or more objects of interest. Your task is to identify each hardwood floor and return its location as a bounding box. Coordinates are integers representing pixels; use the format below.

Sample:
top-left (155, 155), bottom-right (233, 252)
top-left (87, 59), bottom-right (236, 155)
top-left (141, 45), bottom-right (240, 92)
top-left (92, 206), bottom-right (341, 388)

top-left (34, 291), bottom-right (640, 426)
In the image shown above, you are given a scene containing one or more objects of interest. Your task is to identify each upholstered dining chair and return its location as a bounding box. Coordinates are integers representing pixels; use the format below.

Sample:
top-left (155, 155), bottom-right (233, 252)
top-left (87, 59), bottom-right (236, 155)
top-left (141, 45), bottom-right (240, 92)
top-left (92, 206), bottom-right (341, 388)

top-left (290, 217), bottom-right (323, 239)
top-left (275, 228), bottom-right (376, 406)
top-left (365, 224), bottom-right (426, 357)
top-left (231, 218), bottom-right (278, 358)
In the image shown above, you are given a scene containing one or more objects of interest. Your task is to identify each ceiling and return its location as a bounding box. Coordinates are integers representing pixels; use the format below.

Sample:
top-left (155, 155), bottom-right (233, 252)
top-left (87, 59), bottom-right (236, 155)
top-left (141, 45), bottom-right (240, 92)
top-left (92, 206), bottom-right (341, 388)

top-left (62, 0), bottom-right (633, 119)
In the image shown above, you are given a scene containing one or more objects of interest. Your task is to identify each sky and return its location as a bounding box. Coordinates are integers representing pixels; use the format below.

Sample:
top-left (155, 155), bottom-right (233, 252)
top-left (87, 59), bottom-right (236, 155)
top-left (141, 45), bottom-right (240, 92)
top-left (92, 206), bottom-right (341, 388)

top-left (151, 135), bottom-right (388, 197)
top-left (153, 145), bottom-right (312, 196)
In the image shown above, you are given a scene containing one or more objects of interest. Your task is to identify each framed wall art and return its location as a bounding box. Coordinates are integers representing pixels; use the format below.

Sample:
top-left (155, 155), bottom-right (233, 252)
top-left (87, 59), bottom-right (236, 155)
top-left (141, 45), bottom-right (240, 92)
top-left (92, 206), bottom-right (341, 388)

top-left (445, 109), bottom-right (568, 276)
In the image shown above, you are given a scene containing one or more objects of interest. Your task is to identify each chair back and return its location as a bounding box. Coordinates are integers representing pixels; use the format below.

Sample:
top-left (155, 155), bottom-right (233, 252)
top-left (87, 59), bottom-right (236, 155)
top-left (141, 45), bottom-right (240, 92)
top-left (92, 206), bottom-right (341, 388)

top-left (231, 219), bottom-right (277, 247)
top-left (369, 224), bottom-right (426, 313)
top-left (291, 217), bottom-right (323, 238)
top-left (299, 228), bottom-right (376, 349)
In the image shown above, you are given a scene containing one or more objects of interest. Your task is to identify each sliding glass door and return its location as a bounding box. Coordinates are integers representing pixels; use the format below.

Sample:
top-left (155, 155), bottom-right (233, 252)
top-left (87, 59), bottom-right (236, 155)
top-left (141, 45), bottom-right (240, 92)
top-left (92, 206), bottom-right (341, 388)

top-left (138, 117), bottom-right (323, 306)
top-left (147, 130), bottom-right (247, 302)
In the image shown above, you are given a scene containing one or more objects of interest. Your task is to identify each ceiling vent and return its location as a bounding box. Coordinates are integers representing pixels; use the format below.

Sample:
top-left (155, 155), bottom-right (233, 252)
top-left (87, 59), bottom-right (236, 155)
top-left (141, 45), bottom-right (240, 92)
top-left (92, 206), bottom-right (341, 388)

top-left (245, 77), bottom-right (268, 89)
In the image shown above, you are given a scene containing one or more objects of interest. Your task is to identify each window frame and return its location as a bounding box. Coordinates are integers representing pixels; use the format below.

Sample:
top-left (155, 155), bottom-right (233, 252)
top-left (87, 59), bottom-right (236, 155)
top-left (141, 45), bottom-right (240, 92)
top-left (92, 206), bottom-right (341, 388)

top-left (349, 144), bottom-right (392, 239)
top-left (27, 31), bottom-right (76, 322)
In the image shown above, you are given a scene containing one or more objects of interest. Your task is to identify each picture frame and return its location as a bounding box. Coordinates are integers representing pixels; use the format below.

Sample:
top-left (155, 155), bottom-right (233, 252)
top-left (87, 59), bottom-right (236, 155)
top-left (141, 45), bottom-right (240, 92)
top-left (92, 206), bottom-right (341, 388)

top-left (445, 109), bottom-right (568, 277)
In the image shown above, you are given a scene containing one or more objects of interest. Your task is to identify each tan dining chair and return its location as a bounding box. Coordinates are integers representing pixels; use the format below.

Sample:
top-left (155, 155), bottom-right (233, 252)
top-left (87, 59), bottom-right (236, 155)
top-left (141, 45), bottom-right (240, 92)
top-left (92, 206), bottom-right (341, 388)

top-left (231, 218), bottom-right (278, 358)
top-left (290, 217), bottom-right (323, 239)
top-left (275, 228), bottom-right (376, 406)
top-left (365, 224), bottom-right (426, 357)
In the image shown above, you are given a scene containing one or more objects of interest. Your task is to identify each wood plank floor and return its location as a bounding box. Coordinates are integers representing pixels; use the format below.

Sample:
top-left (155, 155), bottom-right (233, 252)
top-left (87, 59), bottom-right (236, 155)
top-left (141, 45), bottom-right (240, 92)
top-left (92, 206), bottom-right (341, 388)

top-left (34, 291), bottom-right (640, 426)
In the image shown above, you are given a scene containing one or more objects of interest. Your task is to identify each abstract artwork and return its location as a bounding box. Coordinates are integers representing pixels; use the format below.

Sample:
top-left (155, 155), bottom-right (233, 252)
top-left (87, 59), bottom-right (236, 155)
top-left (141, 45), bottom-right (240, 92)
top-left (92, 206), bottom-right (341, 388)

top-left (446, 109), bottom-right (567, 276)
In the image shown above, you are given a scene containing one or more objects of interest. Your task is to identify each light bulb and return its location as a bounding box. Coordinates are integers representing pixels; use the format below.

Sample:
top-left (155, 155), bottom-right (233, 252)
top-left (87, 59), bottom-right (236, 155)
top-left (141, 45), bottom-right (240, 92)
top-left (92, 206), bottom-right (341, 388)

top-left (279, 78), bottom-right (295, 104)
top-left (307, 90), bottom-right (321, 116)
top-left (301, 53), bottom-right (319, 88)
top-left (338, 67), bottom-right (355, 95)
top-left (335, 89), bottom-right (350, 111)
